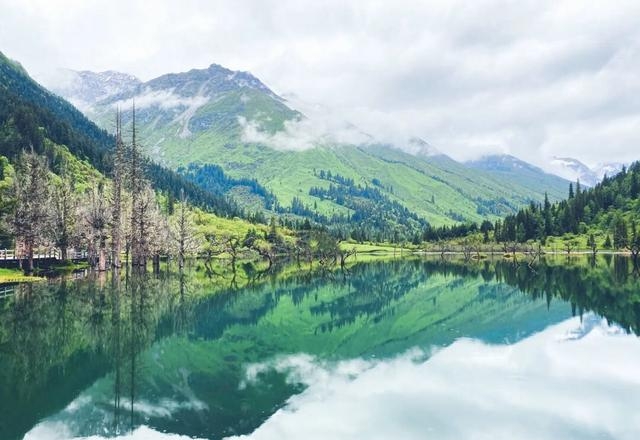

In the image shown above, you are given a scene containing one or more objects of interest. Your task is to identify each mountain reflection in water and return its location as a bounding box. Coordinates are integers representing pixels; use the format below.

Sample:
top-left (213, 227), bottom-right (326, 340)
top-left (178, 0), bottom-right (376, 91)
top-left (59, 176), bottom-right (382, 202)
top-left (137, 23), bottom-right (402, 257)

top-left (0, 256), bottom-right (638, 440)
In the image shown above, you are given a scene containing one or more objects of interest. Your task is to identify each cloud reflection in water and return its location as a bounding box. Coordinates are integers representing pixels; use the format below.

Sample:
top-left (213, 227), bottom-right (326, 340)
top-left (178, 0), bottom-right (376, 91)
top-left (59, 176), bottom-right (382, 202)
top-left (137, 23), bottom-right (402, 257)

top-left (228, 315), bottom-right (640, 440)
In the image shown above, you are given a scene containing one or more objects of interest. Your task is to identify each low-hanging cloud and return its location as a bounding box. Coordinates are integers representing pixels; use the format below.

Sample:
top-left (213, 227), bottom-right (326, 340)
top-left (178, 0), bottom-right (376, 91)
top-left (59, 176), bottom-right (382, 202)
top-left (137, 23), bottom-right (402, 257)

top-left (238, 114), bottom-right (372, 151)
top-left (109, 88), bottom-right (209, 111)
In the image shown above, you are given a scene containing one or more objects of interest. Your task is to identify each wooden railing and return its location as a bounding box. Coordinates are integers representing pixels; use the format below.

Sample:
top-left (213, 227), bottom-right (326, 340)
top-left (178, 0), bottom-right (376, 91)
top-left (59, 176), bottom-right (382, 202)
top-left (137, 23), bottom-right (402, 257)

top-left (0, 249), bottom-right (87, 261)
top-left (0, 249), bottom-right (15, 260)
top-left (0, 285), bottom-right (15, 298)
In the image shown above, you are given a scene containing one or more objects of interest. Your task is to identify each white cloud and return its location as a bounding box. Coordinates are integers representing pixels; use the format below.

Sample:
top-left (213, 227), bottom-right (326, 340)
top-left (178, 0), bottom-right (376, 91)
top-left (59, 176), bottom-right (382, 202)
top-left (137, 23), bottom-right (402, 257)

top-left (109, 88), bottom-right (208, 111)
top-left (226, 316), bottom-right (640, 440)
top-left (1, 0), bottom-right (639, 167)
top-left (238, 111), bottom-right (372, 151)
top-left (18, 315), bottom-right (640, 440)
top-left (24, 424), bottom-right (205, 440)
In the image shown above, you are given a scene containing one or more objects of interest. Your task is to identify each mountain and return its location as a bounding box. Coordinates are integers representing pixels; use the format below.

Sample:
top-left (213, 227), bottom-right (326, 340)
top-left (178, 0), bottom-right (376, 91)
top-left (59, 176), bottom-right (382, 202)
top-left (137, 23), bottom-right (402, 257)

top-left (466, 154), bottom-right (572, 197)
top-left (48, 69), bottom-right (142, 113)
top-left (592, 162), bottom-right (626, 181)
top-left (47, 63), bottom-right (299, 163)
top-left (44, 64), bottom-right (572, 226)
top-left (0, 50), bottom-right (235, 214)
top-left (548, 157), bottom-right (625, 187)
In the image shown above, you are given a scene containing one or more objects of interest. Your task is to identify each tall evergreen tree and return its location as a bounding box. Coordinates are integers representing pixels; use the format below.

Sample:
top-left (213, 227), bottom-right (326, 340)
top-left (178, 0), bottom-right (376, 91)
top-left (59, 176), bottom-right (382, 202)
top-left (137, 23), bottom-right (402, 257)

top-left (568, 182), bottom-right (575, 199)
top-left (10, 150), bottom-right (51, 272)
top-left (111, 109), bottom-right (124, 268)
top-left (613, 215), bottom-right (628, 250)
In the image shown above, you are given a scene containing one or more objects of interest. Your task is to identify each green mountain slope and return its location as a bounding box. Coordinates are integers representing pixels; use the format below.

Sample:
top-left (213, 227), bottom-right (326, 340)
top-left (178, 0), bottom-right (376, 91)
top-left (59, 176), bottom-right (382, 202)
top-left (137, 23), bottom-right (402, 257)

top-left (0, 51), bottom-right (235, 213)
top-left (48, 65), bottom-right (571, 226)
top-left (466, 154), bottom-right (573, 200)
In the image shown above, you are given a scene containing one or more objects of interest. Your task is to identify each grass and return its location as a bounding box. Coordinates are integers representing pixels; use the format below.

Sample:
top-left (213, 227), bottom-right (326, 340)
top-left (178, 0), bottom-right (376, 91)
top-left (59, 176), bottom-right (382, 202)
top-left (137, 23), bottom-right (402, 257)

top-left (0, 268), bottom-right (45, 284)
top-left (85, 83), bottom-right (570, 227)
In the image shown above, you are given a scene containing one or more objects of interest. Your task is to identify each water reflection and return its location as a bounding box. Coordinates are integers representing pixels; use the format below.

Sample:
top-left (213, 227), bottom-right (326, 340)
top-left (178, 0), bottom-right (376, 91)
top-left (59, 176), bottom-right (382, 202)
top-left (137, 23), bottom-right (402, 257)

top-left (227, 316), bottom-right (640, 440)
top-left (0, 256), bottom-right (639, 440)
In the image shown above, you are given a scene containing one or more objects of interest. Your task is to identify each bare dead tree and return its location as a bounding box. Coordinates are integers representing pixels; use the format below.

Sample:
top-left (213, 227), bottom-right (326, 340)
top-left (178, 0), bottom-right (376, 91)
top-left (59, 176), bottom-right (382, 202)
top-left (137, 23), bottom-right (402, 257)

top-left (338, 246), bottom-right (357, 271)
top-left (83, 182), bottom-right (110, 271)
top-left (150, 206), bottom-right (170, 273)
top-left (170, 189), bottom-right (201, 269)
top-left (131, 184), bottom-right (161, 270)
top-left (437, 240), bottom-right (450, 259)
top-left (128, 101), bottom-right (144, 267)
top-left (462, 239), bottom-right (473, 261)
top-left (52, 168), bottom-right (79, 261)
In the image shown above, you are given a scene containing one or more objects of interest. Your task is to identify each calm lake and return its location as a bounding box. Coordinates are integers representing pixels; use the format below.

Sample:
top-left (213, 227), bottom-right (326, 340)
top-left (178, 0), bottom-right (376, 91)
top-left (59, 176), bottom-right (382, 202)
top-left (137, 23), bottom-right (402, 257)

top-left (1, 257), bottom-right (640, 440)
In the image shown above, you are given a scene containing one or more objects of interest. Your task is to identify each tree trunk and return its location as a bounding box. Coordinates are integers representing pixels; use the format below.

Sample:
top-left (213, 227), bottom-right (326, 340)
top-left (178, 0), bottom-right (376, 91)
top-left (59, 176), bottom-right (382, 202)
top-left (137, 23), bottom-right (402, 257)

top-left (98, 246), bottom-right (107, 271)
top-left (153, 254), bottom-right (160, 274)
top-left (27, 243), bottom-right (34, 274)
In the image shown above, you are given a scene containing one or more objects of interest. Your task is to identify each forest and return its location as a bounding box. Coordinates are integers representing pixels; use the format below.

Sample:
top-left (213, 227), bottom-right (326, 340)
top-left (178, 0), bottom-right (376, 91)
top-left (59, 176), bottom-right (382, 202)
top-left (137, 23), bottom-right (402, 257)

top-left (420, 162), bottom-right (640, 257)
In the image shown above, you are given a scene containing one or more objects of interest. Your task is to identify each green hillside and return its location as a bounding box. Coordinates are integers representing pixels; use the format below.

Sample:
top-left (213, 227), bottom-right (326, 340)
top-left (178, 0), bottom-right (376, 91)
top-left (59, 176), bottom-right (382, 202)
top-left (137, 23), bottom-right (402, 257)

top-left (50, 65), bottom-right (571, 227)
top-left (0, 51), bottom-right (230, 213)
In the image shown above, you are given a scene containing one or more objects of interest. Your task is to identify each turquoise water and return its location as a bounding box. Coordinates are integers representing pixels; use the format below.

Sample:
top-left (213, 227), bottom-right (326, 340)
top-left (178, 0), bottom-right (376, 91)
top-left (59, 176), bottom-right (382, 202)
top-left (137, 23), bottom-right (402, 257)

top-left (1, 257), bottom-right (639, 439)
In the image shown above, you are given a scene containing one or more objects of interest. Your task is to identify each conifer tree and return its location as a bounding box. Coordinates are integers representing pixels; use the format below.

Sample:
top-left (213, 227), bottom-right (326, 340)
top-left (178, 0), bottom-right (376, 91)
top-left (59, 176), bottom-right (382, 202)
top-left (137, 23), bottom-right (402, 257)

top-left (10, 150), bottom-right (51, 273)
top-left (111, 109), bottom-right (124, 268)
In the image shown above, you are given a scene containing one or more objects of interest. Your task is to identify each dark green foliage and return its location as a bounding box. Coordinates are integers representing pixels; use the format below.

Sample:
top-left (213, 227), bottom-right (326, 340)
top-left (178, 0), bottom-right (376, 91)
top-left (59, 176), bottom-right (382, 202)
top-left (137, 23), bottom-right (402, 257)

top-left (178, 163), bottom-right (277, 218)
top-left (421, 222), bottom-right (478, 241)
top-left (308, 170), bottom-right (429, 242)
top-left (0, 51), bottom-right (226, 213)
top-left (0, 52), bottom-right (111, 169)
top-left (494, 162), bottom-right (640, 244)
top-left (613, 215), bottom-right (629, 250)
top-left (475, 197), bottom-right (519, 216)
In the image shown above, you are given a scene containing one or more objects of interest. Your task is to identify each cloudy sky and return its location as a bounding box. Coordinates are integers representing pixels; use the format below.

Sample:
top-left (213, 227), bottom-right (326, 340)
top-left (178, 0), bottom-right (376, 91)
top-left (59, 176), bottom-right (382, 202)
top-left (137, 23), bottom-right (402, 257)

top-left (1, 0), bottom-right (639, 167)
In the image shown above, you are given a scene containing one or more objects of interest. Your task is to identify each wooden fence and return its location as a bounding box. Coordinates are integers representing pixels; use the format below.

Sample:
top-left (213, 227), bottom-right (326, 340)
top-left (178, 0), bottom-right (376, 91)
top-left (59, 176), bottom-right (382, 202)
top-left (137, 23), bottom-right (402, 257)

top-left (0, 285), bottom-right (15, 298)
top-left (0, 249), bottom-right (88, 261)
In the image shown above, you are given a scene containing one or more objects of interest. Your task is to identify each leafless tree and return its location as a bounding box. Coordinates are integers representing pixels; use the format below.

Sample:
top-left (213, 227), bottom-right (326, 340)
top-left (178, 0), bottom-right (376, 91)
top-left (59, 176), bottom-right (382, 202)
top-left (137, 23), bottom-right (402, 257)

top-left (131, 184), bottom-right (161, 269)
top-left (338, 246), bottom-right (357, 271)
top-left (170, 189), bottom-right (202, 269)
top-left (128, 101), bottom-right (146, 267)
top-left (83, 182), bottom-right (110, 271)
top-left (51, 171), bottom-right (79, 261)
top-left (437, 240), bottom-right (450, 259)
top-left (462, 239), bottom-right (473, 261)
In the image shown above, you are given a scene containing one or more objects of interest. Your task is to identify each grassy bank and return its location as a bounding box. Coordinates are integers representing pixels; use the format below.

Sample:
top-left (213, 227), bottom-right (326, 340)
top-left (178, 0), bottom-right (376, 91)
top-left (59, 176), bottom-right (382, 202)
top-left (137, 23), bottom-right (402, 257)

top-left (0, 268), bottom-right (45, 284)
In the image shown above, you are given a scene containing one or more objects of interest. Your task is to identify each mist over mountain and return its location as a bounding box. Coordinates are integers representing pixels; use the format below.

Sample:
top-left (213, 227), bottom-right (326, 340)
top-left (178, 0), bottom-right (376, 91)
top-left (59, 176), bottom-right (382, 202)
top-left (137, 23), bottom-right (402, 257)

top-left (43, 62), bottom-right (573, 226)
top-left (549, 157), bottom-right (625, 187)
top-left (465, 155), bottom-right (571, 193)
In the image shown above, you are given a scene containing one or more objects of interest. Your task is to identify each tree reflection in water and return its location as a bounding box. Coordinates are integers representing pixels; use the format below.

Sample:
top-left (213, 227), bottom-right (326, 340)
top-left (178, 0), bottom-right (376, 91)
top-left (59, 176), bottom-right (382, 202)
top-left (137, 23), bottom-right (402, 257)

top-left (1, 256), bottom-right (639, 440)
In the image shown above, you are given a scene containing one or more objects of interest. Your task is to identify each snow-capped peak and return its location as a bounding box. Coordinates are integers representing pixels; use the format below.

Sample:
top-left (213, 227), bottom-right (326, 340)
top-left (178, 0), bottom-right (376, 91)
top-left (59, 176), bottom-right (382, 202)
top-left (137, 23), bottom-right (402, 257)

top-left (548, 156), bottom-right (625, 187)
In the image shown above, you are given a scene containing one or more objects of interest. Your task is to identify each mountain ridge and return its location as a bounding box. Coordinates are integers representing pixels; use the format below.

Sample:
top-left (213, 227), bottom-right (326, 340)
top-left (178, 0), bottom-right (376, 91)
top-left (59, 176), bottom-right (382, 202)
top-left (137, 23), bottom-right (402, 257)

top-left (43, 62), bottom-right (573, 226)
top-left (549, 156), bottom-right (625, 187)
